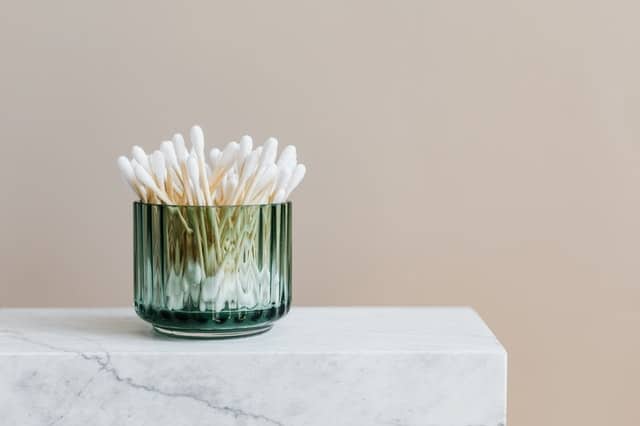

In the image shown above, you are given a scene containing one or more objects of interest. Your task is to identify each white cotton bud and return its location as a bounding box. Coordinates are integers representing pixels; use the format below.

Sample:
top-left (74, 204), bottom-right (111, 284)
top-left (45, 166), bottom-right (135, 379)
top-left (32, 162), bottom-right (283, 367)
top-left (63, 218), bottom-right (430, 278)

top-left (277, 145), bottom-right (297, 171)
top-left (131, 146), bottom-right (151, 172)
top-left (261, 137), bottom-right (278, 167)
top-left (160, 141), bottom-right (179, 171)
top-left (209, 148), bottom-right (221, 170)
top-left (285, 164), bottom-right (306, 197)
top-left (190, 125), bottom-right (205, 155)
top-left (187, 154), bottom-right (202, 201)
top-left (173, 133), bottom-right (188, 164)
top-left (133, 163), bottom-right (156, 190)
top-left (251, 164), bottom-right (278, 200)
top-left (150, 150), bottom-right (167, 184)
top-left (237, 135), bottom-right (253, 167)
top-left (133, 163), bottom-right (169, 203)
top-left (240, 135), bottom-right (253, 152)
top-left (117, 156), bottom-right (136, 184)
top-left (240, 150), bottom-right (259, 185)
top-left (117, 156), bottom-right (146, 200)
top-left (219, 141), bottom-right (240, 171)
top-left (275, 167), bottom-right (292, 193)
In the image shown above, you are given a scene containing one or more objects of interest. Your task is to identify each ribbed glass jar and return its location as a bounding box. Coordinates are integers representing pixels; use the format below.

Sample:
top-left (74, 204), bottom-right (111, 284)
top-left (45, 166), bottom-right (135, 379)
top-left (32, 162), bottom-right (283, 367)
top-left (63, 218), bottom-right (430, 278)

top-left (133, 201), bottom-right (292, 338)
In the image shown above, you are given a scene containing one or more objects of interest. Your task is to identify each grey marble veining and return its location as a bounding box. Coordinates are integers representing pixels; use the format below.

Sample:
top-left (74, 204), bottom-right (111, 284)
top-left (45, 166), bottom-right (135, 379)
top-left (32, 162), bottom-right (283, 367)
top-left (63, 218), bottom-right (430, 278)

top-left (0, 307), bottom-right (507, 425)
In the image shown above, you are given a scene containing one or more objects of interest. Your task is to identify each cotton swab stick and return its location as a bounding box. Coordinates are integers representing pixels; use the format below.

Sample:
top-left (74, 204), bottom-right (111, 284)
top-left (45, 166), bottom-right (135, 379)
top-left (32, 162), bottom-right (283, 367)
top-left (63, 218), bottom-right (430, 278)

top-left (117, 156), bottom-right (146, 200)
top-left (275, 167), bottom-right (292, 194)
top-left (160, 140), bottom-right (184, 198)
top-left (160, 141), bottom-right (179, 172)
top-left (187, 153), bottom-right (205, 205)
top-left (173, 134), bottom-right (188, 164)
top-left (272, 188), bottom-right (286, 203)
top-left (234, 150), bottom-right (259, 203)
top-left (236, 135), bottom-right (253, 173)
top-left (247, 164), bottom-right (278, 203)
top-left (190, 125), bottom-right (212, 205)
top-left (285, 164), bottom-right (306, 198)
top-left (132, 146), bottom-right (151, 172)
top-left (172, 134), bottom-right (196, 203)
top-left (209, 141), bottom-right (239, 193)
top-left (133, 163), bottom-right (172, 204)
top-left (261, 137), bottom-right (278, 167)
top-left (150, 151), bottom-right (167, 188)
top-left (276, 145), bottom-right (297, 170)
top-left (209, 148), bottom-right (221, 171)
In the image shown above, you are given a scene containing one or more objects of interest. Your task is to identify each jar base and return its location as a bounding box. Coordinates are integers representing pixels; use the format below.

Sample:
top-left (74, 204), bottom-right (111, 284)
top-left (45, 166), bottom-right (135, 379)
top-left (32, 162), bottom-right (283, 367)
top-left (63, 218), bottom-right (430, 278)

top-left (152, 324), bottom-right (273, 339)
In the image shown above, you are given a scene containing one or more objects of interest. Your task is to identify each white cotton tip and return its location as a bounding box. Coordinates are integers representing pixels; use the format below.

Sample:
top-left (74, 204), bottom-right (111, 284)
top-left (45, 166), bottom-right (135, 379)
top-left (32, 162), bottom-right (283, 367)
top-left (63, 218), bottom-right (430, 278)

top-left (240, 135), bottom-right (253, 153)
top-left (173, 133), bottom-right (188, 164)
top-left (190, 125), bottom-right (205, 155)
top-left (219, 141), bottom-right (240, 171)
top-left (240, 150), bottom-right (259, 185)
top-left (260, 163), bottom-right (278, 186)
top-left (237, 135), bottom-right (253, 167)
top-left (150, 150), bottom-right (167, 183)
top-left (275, 167), bottom-right (292, 193)
top-left (261, 137), bottom-right (279, 167)
top-left (134, 163), bottom-right (164, 200)
top-left (187, 154), bottom-right (200, 191)
top-left (117, 156), bottom-right (136, 183)
top-left (276, 145), bottom-right (297, 170)
top-left (209, 148), bottom-right (221, 169)
top-left (160, 141), bottom-right (179, 171)
top-left (285, 164), bottom-right (306, 197)
top-left (131, 146), bottom-right (151, 172)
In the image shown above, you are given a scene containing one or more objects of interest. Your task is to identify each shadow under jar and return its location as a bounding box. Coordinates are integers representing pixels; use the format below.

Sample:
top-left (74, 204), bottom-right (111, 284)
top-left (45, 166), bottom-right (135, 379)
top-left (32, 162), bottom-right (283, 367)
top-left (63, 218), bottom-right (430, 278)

top-left (133, 201), bottom-right (292, 338)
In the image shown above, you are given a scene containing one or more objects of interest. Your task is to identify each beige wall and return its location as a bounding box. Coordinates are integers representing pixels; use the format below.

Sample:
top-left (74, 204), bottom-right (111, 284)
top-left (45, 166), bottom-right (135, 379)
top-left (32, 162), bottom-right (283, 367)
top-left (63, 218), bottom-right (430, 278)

top-left (1, 1), bottom-right (639, 424)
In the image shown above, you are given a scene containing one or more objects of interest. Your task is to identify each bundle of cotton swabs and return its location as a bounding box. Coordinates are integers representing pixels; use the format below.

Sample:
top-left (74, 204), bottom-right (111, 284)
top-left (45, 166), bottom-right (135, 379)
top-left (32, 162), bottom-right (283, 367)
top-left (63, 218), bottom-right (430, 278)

top-left (117, 125), bottom-right (306, 206)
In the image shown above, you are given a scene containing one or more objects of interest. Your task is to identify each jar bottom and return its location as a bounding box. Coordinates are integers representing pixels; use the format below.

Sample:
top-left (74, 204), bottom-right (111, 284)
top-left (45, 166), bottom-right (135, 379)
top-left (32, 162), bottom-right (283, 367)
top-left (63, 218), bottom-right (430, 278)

top-left (152, 323), bottom-right (273, 339)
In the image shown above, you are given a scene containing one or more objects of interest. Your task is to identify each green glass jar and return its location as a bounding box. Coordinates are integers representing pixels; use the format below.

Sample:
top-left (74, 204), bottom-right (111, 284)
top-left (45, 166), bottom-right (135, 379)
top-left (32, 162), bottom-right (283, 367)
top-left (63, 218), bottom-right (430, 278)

top-left (133, 201), bottom-right (292, 338)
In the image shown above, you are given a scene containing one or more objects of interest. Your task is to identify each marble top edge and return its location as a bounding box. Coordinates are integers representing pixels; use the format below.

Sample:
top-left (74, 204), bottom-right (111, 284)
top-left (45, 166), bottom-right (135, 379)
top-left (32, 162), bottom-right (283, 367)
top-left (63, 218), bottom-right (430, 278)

top-left (0, 307), bottom-right (505, 355)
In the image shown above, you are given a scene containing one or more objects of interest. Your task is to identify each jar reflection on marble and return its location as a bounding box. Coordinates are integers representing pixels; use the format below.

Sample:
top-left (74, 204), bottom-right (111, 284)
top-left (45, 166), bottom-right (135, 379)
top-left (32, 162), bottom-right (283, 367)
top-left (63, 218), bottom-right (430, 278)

top-left (133, 201), bottom-right (292, 338)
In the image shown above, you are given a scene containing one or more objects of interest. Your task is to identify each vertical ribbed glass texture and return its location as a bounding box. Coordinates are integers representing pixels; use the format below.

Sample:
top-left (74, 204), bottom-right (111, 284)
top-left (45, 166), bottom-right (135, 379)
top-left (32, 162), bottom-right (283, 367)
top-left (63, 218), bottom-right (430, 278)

top-left (133, 201), bottom-right (292, 337)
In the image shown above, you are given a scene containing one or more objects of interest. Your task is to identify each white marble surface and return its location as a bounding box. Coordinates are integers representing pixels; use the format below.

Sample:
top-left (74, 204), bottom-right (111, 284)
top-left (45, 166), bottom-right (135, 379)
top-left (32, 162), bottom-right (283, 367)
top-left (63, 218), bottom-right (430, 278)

top-left (0, 307), bottom-right (507, 426)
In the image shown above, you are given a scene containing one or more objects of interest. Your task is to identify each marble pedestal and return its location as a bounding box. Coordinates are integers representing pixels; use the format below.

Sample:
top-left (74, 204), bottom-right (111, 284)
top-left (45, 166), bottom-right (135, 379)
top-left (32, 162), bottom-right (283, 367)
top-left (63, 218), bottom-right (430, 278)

top-left (0, 307), bottom-right (506, 426)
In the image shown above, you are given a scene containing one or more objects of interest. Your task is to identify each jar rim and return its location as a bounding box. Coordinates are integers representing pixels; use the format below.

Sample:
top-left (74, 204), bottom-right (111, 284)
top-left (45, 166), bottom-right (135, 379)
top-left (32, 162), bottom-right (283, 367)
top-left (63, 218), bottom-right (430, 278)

top-left (133, 200), bottom-right (292, 209)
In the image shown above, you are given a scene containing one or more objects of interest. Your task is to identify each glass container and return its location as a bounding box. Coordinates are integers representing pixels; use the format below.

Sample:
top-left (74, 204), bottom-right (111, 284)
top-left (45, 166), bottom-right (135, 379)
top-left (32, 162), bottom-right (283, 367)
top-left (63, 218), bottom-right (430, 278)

top-left (133, 201), bottom-right (292, 338)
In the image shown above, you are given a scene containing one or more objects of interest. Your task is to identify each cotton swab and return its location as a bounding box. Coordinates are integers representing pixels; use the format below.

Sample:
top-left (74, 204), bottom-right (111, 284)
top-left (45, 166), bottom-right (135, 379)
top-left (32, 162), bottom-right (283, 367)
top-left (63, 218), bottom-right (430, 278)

top-left (133, 163), bottom-right (172, 204)
top-left (117, 156), bottom-right (146, 200)
top-left (131, 146), bottom-right (151, 172)
top-left (260, 137), bottom-right (278, 169)
top-left (209, 141), bottom-right (239, 194)
top-left (285, 164), bottom-right (306, 198)
top-left (187, 153), bottom-right (205, 205)
top-left (150, 151), bottom-right (167, 187)
top-left (237, 135), bottom-right (253, 171)
top-left (173, 134), bottom-right (189, 165)
top-left (160, 141), bottom-right (179, 172)
top-left (209, 148), bottom-right (221, 171)
top-left (276, 145), bottom-right (296, 170)
top-left (190, 125), bottom-right (212, 205)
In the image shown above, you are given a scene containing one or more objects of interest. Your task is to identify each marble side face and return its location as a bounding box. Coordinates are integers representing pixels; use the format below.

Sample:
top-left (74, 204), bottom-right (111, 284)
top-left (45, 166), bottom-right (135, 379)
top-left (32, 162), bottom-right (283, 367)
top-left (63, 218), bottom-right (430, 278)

top-left (0, 307), bottom-right (507, 426)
